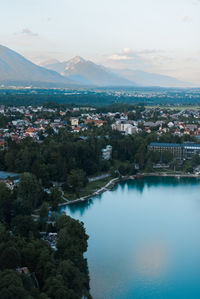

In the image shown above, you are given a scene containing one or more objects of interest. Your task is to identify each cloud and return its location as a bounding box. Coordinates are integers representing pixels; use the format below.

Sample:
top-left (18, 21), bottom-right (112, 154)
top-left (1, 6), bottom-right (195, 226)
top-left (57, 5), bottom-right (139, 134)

top-left (107, 48), bottom-right (166, 66)
top-left (107, 49), bottom-right (138, 62)
top-left (108, 54), bottom-right (131, 61)
top-left (21, 28), bottom-right (38, 37)
top-left (108, 49), bottom-right (139, 61)
top-left (123, 48), bottom-right (163, 55)
top-left (108, 48), bottom-right (164, 60)
top-left (104, 48), bottom-right (200, 85)
top-left (106, 49), bottom-right (158, 71)
top-left (105, 48), bottom-right (179, 78)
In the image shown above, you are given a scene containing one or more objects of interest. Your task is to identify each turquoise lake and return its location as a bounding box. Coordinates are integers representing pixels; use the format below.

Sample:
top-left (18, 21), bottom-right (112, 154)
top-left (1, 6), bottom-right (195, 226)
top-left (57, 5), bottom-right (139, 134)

top-left (60, 177), bottom-right (200, 299)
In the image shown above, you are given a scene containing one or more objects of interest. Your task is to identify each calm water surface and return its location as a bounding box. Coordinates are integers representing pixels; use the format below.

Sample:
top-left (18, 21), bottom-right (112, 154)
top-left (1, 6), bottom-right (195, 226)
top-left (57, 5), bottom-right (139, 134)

top-left (0, 171), bottom-right (19, 179)
top-left (60, 177), bottom-right (200, 299)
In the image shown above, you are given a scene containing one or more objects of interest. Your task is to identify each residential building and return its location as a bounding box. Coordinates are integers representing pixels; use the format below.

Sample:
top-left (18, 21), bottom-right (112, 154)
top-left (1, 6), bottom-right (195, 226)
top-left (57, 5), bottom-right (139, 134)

top-left (148, 142), bottom-right (200, 160)
top-left (102, 145), bottom-right (112, 160)
top-left (70, 117), bottom-right (79, 127)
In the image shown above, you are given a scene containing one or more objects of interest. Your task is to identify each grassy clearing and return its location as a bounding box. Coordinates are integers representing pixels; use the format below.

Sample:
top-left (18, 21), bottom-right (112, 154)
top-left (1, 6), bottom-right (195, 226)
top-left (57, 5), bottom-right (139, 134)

top-left (64, 176), bottom-right (112, 201)
top-left (112, 160), bottom-right (133, 168)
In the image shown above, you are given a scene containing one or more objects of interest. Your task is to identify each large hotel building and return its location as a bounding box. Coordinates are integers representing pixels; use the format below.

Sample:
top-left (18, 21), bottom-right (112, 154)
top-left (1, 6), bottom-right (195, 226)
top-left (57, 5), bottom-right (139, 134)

top-left (148, 142), bottom-right (200, 160)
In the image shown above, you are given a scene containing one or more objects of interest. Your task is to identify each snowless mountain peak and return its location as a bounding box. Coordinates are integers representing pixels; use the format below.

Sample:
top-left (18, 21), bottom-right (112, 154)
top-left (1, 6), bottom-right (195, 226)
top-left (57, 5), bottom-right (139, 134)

top-left (70, 56), bottom-right (85, 64)
top-left (63, 56), bottom-right (87, 72)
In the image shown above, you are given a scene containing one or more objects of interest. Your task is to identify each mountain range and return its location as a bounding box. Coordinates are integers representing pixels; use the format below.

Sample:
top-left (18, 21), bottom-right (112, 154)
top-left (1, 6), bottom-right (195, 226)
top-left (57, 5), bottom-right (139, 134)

top-left (41, 56), bottom-right (194, 88)
top-left (0, 45), bottom-right (78, 87)
top-left (0, 45), bottom-right (194, 88)
top-left (41, 56), bottom-right (135, 86)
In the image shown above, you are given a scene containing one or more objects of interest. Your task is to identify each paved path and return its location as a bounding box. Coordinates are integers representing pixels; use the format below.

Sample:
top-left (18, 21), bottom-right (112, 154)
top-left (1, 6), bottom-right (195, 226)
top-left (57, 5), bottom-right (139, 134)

top-left (88, 173), bottom-right (110, 182)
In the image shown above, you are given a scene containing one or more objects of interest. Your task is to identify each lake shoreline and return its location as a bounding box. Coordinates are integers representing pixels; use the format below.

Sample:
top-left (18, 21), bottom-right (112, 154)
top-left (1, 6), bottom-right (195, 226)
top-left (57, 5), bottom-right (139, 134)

top-left (58, 177), bottom-right (120, 206)
top-left (140, 172), bottom-right (200, 178)
top-left (58, 172), bottom-right (200, 207)
top-left (64, 175), bottom-right (200, 299)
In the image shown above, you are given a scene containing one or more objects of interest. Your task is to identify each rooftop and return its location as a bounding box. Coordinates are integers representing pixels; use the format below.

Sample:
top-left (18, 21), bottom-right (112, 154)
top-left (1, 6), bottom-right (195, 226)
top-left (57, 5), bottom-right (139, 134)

top-left (149, 142), bottom-right (181, 148)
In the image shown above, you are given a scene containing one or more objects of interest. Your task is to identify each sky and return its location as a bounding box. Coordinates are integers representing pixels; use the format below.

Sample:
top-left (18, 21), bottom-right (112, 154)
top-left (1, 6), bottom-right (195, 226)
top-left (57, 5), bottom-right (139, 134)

top-left (1, 0), bottom-right (200, 85)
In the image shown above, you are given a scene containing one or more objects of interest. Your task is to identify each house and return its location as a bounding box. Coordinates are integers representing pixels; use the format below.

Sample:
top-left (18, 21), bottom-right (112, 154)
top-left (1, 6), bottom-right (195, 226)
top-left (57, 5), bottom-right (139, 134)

top-left (16, 267), bottom-right (30, 275)
top-left (60, 111), bottom-right (66, 116)
top-left (102, 145), bottom-right (112, 160)
top-left (25, 127), bottom-right (35, 137)
top-left (168, 122), bottom-right (174, 128)
top-left (70, 117), bottom-right (79, 127)
top-left (73, 126), bottom-right (81, 133)
top-left (194, 165), bottom-right (200, 174)
top-left (144, 121), bottom-right (158, 128)
top-left (0, 139), bottom-right (6, 149)
top-left (85, 119), bottom-right (105, 127)
top-left (10, 135), bottom-right (20, 143)
top-left (0, 179), bottom-right (15, 190)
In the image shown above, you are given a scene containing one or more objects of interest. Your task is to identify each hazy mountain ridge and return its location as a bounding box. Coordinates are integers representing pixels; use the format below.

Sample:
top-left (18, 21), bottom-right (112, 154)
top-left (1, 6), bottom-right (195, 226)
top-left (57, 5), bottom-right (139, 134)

top-left (111, 69), bottom-right (194, 88)
top-left (43, 56), bottom-right (193, 88)
top-left (0, 45), bottom-right (78, 87)
top-left (0, 45), bottom-right (194, 88)
top-left (43, 56), bottom-right (136, 87)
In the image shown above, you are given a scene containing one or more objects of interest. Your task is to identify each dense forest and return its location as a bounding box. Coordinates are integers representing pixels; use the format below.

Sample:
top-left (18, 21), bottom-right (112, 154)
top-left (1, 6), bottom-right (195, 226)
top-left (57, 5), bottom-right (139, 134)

top-left (0, 178), bottom-right (91, 298)
top-left (0, 126), bottom-right (156, 187)
top-left (0, 87), bottom-right (200, 106)
top-left (0, 124), bottom-right (197, 186)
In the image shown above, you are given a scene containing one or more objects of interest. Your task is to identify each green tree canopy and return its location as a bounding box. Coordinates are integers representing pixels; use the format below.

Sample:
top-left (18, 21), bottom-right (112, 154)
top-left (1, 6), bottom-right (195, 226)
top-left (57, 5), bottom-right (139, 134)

top-left (18, 173), bottom-right (43, 209)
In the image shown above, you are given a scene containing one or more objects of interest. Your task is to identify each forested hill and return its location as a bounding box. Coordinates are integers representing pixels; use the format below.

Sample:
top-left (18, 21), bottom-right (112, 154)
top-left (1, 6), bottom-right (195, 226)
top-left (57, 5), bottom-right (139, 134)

top-left (0, 177), bottom-right (91, 298)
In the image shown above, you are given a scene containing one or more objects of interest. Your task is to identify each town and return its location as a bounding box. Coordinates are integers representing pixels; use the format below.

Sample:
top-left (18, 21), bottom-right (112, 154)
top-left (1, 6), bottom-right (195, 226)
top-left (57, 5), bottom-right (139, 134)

top-left (1, 103), bottom-right (200, 144)
top-left (0, 103), bottom-right (200, 185)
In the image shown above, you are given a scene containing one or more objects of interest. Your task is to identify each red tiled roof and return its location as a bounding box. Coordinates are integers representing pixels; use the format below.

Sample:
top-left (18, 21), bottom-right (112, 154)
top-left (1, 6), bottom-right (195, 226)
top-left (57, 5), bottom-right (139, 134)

top-left (26, 127), bottom-right (35, 133)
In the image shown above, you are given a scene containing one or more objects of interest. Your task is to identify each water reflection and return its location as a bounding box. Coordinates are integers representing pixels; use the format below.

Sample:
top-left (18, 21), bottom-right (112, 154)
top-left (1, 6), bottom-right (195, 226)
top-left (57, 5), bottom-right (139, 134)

top-left (135, 240), bottom-right (170, 280)
top-left (61, 198), bottom-right (95, 216)
top-left (59, 176), bottom-right (200, 299)
top-left (60, 177), bottom-right (200, 217)
top-left (119, 176), bottom-right (200, 194)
